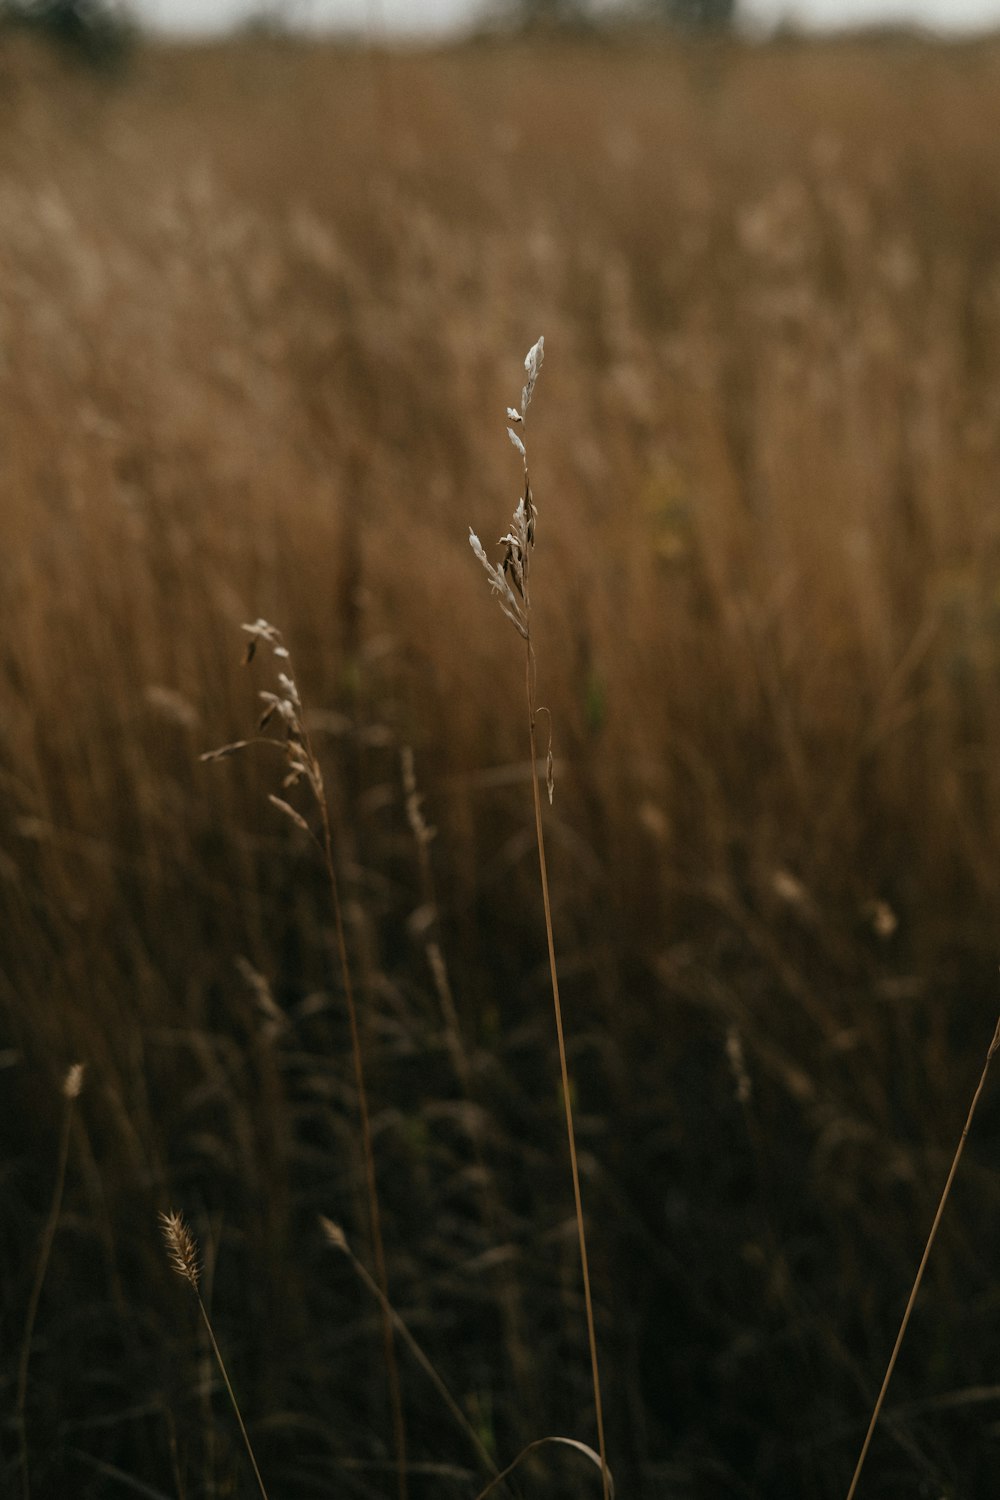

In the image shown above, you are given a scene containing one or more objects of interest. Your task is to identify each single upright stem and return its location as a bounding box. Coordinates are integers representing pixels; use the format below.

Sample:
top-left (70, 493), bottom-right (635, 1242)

top-left (162, 1210), bottom-right (270, 1499)
top-left (314, 781), bottom-right (408, 1500)
top-left (845, 1015), bottom-right (1000, 1500)
top-left (17, 1086), bottom-right (77, 1500)
top-left (525, 639), bottom-right (610, 1500)
top-left (194, 1292), bottom-right (270, 1500)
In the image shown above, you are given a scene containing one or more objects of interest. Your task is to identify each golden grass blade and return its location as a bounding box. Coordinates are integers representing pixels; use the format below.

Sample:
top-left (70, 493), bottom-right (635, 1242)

top-left (845, 1013), bottom-right (1000, 1500)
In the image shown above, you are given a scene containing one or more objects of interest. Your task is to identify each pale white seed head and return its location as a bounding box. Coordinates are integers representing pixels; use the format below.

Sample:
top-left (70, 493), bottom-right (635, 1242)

top-left (242, 618), bottom-right (281, 644)
top-left (63, 1062), bottom-right (85, 1100)
top-left (521, 335), bottom-right (544, 415)
top-left (468, 339), bottom-right (545, 640)
top-left (319, 1215), bottom-right (349, 1253)
top-left (277, 673), bottom-right (300, 707)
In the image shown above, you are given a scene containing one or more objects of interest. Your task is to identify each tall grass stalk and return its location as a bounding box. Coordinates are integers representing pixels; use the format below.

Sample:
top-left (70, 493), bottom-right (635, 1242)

top-left (845, 1012), bottom-right (1000, 1500)
top-left (16, 1062), bottom-right (84, 1500)
top-left (524, 642), bottom-right (609, 1498)
top-left (203, 628), bottom-right (408, 1500)
top-left (470, 338), bottom-right (610, 1500)
top-left (159, 1211), bottom-right (269, 1500)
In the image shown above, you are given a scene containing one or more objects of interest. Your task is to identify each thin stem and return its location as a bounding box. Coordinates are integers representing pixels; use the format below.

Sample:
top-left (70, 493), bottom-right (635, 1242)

top-left (313, 779), bottom-right (408, 1500)
top-left (17, 1087), bottom-right (77, 1500)
top-left (525, 637), bottom-right (610, 1500)
top-left (194, 1292), bottom-right (269, 1500)
top-left (224, 626), bottom-right (406, 1498)
top-left (845, 1015), bottom-right (1000, 1500)
top-left (324, 1218), bottom-right (499, 1481)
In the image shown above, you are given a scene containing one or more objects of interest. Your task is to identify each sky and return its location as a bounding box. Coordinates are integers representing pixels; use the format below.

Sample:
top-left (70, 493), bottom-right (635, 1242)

top-left (134, 0), bottom-right (1000, 35)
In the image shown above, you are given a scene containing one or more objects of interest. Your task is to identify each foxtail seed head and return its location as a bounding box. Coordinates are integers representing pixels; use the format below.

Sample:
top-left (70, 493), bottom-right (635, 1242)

top-left (160, 1210), bottom-right (201, 1289)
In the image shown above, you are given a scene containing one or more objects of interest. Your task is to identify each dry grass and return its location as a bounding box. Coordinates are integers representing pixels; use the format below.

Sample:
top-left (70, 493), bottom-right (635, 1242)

top-left (160, 1209), bottom-right (271, 1498)
top-left (5, 25), bottom-right (1000, 1498)
top-left (204, 618), bottom-right (409, 1499)
top-left (470, 335), bottom-right (609, 1498)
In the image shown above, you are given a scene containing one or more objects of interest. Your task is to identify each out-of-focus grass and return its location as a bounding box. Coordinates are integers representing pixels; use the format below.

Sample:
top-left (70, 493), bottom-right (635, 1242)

top-left (5, 27), bottom-right (1000, 1498)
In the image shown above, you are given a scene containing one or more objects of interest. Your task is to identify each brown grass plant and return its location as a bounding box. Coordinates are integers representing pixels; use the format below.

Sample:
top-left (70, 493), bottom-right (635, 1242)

top-left (845, 1010), bottom-right (1000, 1500)
top-left (159, 1210), bottom-right (270, 1500)
top-left (16, 1063), bottom-right (85, 1500)
top-left (202, 622), bottom-right (407, 1500)
top-left (469, 337), bottom-right (610, 1500)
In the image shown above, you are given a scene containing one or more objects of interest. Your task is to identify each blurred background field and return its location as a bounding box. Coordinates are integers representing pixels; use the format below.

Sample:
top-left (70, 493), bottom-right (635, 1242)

top-left (6, 17), bottom-right (1000, 1498)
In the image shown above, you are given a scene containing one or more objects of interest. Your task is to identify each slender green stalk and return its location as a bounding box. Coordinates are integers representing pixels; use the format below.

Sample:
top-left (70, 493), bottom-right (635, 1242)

top-left (17, 1064), bottom-right (84, 1500)
top-left (845, 1014), bottom-right (1000, 1500)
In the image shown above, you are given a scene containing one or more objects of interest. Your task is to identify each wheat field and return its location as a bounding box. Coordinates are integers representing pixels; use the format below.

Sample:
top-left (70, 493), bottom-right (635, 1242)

top-left (5, 23), bottom-right (1000, 1498)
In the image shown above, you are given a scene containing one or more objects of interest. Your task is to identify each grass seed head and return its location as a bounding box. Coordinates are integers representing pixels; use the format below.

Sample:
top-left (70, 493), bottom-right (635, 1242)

top-left (160, 1210), bottom-right (201, 1289)
top-left (468, 337), bottom-right (545, 638)
top-left (319, 1215), bottom-right (349, 1254)
top-left (62, 1062), bottom-right (85, 1100)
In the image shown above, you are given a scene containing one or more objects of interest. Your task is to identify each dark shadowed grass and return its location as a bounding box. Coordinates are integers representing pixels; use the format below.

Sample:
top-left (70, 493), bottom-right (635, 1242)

top-left (16, 1065), bottom-right (83, 1500)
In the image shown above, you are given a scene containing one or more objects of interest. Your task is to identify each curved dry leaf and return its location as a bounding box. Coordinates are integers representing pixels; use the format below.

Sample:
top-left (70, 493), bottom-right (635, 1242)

top-left (472, 1435), bottom-right (613, 1500)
